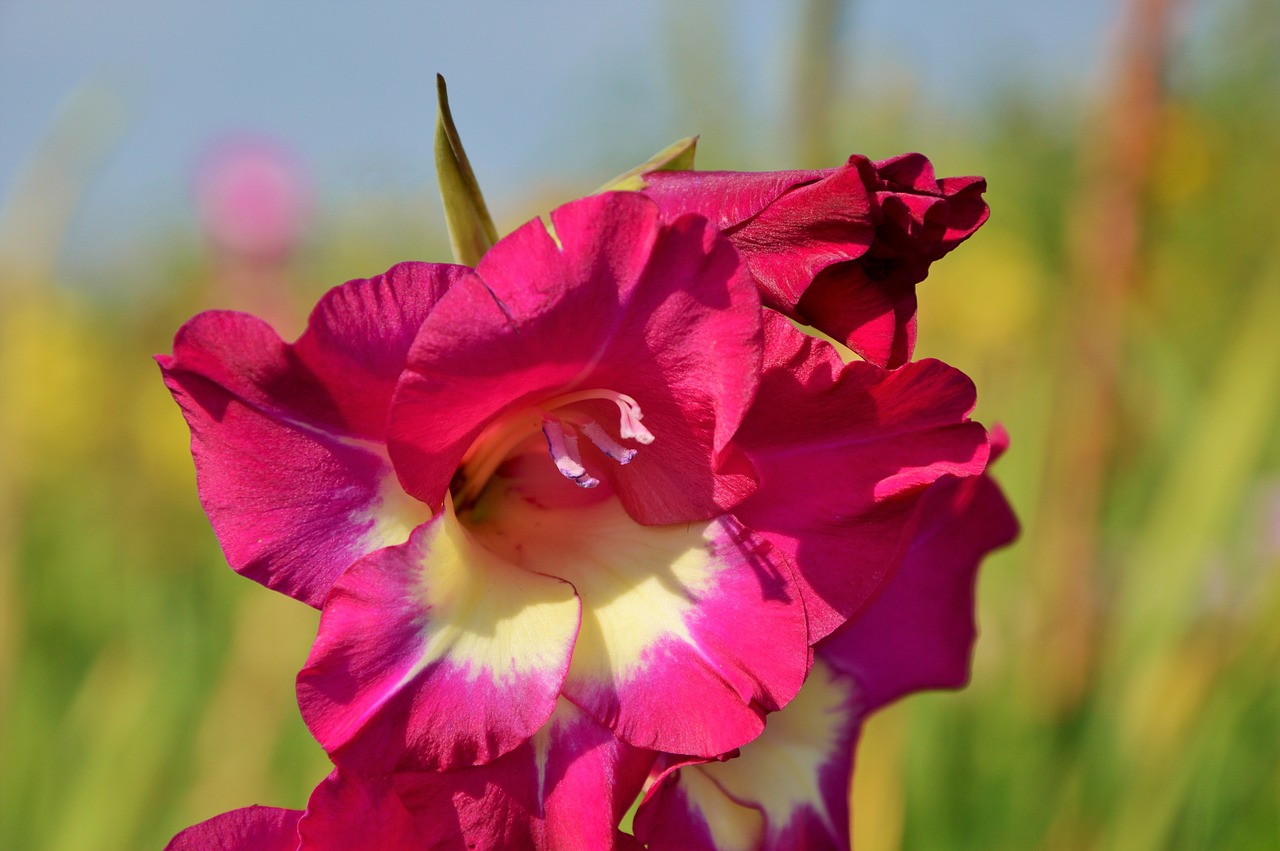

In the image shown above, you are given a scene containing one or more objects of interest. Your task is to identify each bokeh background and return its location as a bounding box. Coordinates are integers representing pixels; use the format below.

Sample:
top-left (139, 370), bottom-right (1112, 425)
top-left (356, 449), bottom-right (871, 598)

top-left (2, 0), bottom-right (1278, 848)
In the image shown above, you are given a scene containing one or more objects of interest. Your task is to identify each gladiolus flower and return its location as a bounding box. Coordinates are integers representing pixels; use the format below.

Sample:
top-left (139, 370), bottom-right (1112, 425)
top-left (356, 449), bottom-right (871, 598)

top-left (159, 191), bottom-right (988, 786)
top-left (641, 153), bottom-right (989, 368)
top-left (633, 455), bottom-right (1019, 850)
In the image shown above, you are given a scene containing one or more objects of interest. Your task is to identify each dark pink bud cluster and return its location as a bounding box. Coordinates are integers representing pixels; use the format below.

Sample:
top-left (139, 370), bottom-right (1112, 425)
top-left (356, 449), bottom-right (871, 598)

top-left (643, 152), bottom-right (989, 368)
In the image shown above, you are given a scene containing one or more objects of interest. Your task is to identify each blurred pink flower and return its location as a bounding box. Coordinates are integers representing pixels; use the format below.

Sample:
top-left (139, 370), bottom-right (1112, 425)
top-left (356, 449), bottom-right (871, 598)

top-left (195, 137), bottom-right (311, 260)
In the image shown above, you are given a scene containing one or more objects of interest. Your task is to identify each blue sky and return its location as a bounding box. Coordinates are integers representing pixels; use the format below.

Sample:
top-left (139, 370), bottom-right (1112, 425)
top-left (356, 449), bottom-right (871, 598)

top-left (0, 0), bottom-right (1153, 274)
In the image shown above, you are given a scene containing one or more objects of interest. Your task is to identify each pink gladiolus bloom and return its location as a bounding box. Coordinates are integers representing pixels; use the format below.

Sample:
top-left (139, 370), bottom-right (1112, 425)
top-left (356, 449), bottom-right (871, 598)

top-left (641, 153), bottom-right (989, 368)
top-left (159, 192), bottom-right (989, 783)
top-left (634, 454), bottom-right (1019, 850)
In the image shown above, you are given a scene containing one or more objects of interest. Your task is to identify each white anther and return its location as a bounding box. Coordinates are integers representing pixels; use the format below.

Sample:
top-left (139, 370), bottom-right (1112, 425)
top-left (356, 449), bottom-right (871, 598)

top-left (580, 420), bottom-right (637, 464)
top-left (541, 418), bottom-right (599, 488)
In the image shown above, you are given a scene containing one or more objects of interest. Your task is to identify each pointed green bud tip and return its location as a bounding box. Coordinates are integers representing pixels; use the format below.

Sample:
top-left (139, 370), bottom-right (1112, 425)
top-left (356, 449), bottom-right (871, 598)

top-left (596, 135), bottom-right (699, 193)
top-left (435, 74), bottom-right (499, 267)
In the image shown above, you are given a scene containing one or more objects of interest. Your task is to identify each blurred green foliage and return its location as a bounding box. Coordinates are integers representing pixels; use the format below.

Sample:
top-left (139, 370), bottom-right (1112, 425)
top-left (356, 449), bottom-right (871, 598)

top-left (1, 1), bottom-right (1278, 849)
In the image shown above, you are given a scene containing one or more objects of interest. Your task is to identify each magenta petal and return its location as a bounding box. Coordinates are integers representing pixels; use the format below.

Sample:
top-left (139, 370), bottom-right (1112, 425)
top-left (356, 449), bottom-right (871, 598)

top-left (158, 263), bottom-right (454, 605)
top-left (163, 262), bottom-right (463, 442)
top-left (164, 806), bottom-right (301, 851)
top-left (290, 262), bottom-right (467, 439)
top-left (394, 699), bottom-right (655, 851)
top-left (875, 151), bottom-right (938, 188)
top-left (819, 471), bottom-right (1019, 711)
top-left (865, 155), bottom-right (989, 262)
top-left (296, 770), bottom-right (457, 851)
top-left (634, 764), bottom-right (753, 851)
top-left (875, 153), bottom-right (990, 248)
top-left (641, 166), bottom-right (827, 228)
top-left (296, 508), bottom-right (581, 773)
top-left (547, 506), bottom-right (809, 757)
top-left (161, 364), bottom-right (427, 607)
top-left (728, 162), bottom-right (877, 314)
top-left (795, 263), bottom-right (919, 368)
top-left (935, 175), bottom-right (991, 247)
top-left (643, 160), bottom-right (876, 315)
top-left (532, 701), bottom-right (655, 851)
top-left (635, 659), bottom-right (861, 851)
top-left (388, 192), bottom-right (762, 524)
top-left (735, 314), bottom-right (990, 642)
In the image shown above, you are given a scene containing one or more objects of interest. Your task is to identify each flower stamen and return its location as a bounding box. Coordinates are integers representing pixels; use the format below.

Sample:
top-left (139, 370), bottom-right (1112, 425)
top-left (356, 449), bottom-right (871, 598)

top-left (453, 388), bottom-right (657, 505)
top-left (541, 418), bottom-right (600, 489)
top-left (580, 420), bottom-right (637, 464)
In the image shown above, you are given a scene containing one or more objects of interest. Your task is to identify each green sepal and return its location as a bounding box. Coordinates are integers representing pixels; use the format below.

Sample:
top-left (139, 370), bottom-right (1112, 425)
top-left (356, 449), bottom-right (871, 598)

top-left (434, 74), bottom-right (499, 266)
top-left (596, 135), bottom-right (699, 193)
